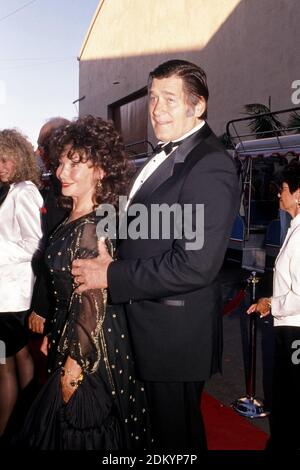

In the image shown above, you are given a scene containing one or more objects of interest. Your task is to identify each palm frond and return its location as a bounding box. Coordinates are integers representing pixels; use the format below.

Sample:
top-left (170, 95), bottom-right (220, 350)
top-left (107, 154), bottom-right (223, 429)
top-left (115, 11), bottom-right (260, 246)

top-left (287, 111), bottom-right (300, 133)
top-left (218, 132), bottom-right (234, 149)
top-left (243, 103), bottom-right (270, 115)
top-left (243, 103), bottom-right (283, 139)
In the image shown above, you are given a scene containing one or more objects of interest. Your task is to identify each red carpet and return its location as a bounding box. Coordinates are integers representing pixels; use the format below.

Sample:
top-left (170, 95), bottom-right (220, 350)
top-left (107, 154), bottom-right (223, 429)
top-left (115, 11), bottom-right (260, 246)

top-left (222, 288), bottom-right (246, 316)
top-left (29, 337), bottom-right (269, 450)
top-left (202, 392), bottom-right (269, 450)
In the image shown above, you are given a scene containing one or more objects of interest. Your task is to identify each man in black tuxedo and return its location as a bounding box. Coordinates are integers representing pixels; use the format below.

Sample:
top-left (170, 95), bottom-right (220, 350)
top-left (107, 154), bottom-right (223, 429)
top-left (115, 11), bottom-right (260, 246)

top-left (73, 60), bottom-right (239, 449)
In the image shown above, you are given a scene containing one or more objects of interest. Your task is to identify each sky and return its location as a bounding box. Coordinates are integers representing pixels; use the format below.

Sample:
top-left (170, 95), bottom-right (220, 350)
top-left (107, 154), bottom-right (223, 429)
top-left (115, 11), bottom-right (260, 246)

top-left (0, 0), bottom-right (99, 146)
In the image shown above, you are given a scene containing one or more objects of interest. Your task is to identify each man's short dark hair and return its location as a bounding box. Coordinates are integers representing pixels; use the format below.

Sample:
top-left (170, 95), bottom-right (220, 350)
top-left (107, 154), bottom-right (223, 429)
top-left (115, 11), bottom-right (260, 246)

top-left (149, 59), bottom-right (209, 119)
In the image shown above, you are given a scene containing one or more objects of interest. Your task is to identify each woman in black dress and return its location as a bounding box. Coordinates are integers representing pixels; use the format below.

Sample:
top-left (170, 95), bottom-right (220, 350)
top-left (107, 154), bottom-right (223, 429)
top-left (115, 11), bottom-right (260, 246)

top-left (19, 116), bottom-right (151, 450)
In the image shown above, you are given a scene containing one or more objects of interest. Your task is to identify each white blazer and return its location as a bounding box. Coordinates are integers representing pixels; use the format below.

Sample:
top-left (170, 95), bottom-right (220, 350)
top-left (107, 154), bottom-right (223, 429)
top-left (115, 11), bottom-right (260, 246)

top-left (272, 212), bottom-right (300, 327)
top-left (0, 181), bottom-right (43, 312)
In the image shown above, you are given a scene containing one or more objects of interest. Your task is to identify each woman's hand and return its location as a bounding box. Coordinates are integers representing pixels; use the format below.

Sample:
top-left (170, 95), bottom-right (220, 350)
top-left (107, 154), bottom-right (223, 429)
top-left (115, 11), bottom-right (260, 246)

top-left (61, 380), bottom-right (77, 404)
top-left (28, 311), bottom-right (46, 334)
top-left (40, 335), bottom-right (49, 356)
top-left (60, 357), bottom-right (83, 404)
top-left (247, 297), bottom-right (271, 317)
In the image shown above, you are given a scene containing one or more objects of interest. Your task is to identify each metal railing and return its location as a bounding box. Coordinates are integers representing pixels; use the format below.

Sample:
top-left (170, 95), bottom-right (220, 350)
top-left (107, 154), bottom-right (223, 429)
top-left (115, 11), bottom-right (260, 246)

top-left (226, 106), bottom-right (300, 153)
top-left (226, 107), bottom-right (300, 239)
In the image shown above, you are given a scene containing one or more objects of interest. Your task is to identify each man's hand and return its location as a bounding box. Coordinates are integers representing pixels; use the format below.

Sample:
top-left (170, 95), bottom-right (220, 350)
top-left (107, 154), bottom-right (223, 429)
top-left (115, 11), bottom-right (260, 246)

top-left (71, 238), bottom-right (113, 293)
top-left (28, 311), bottom-right (46, 334)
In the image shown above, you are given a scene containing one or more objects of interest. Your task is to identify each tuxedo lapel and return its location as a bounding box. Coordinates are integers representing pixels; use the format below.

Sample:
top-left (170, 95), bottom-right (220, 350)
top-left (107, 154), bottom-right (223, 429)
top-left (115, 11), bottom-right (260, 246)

top-left (129, 122), bottom-right (212, 205)
top-left (131, 150), bottom-right (177, 204)
top-left (174, 122), bottom-right (211, 163)
top-left (127, 153), bottom-right (153, 197)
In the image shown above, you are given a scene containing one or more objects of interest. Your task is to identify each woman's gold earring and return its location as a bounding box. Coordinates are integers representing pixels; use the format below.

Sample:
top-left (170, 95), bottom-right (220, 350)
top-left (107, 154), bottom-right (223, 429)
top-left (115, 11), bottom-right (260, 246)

top-left (96, 179), bottom-right (102, 192)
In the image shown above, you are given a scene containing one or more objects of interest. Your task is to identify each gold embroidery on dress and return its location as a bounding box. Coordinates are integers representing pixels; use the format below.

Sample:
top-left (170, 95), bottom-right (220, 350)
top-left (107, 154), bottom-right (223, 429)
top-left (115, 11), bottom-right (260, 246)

top-left (55, 216), bottom-right (116, 393)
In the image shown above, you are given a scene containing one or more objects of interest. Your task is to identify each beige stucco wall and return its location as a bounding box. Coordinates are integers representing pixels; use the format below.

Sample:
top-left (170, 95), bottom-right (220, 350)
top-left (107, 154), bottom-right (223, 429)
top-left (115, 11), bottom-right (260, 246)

top-left (79, 0), bottom-right (300, 139)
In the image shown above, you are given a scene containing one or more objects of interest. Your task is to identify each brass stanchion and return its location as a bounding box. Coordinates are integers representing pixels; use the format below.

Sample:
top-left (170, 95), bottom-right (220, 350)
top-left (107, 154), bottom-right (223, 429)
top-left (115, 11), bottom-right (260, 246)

top-left (231, 271), bottom-right (270, 418)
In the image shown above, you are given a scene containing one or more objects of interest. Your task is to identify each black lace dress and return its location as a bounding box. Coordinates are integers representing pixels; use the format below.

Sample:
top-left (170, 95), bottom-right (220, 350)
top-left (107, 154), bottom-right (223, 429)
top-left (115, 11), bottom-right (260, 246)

top-left (18, 212), bottom-right (151, 450)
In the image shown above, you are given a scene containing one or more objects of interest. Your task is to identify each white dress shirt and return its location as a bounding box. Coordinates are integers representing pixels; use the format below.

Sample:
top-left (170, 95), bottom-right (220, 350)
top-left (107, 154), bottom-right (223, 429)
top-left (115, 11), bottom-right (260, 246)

top-left (0, 181), bottom-right (43, 312)
top-left (272, 212), bottom-right (300, 327)
top-left (127, 120), bottom-right (206, 208)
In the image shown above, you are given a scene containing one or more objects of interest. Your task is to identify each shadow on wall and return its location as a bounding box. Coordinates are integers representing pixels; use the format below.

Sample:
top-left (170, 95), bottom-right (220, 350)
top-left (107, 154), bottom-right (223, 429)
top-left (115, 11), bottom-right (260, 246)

top-left (78, 0), bottom-right (300, 144)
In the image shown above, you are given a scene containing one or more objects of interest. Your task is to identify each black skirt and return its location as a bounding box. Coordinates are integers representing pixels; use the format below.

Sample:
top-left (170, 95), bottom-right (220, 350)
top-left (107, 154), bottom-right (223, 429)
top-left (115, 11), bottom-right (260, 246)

top-left (0, 310), bottom-right (29, 357)
top-left (16, 368), bottom-right (123, 450)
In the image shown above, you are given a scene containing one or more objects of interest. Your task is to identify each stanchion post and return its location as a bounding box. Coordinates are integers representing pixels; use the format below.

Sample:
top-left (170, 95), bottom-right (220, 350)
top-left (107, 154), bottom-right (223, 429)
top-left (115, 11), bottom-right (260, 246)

top-left (231, 271), bottom-right (270, 418)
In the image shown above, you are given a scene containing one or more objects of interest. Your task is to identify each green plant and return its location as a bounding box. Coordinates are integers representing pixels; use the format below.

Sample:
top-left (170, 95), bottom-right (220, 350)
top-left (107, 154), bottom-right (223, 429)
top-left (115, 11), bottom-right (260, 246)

top-left (243, 103), bottom-right (283, 139)
top-left (218, 132), bottom-right (234, 149)
top-left (287, 111), bottom-right (300, 133)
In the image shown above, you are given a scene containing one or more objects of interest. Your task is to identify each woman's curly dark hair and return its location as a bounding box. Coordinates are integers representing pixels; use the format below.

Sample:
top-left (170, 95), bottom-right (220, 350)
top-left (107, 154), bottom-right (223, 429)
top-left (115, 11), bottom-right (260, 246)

top-left (49, 115), bottom-right (135, 209)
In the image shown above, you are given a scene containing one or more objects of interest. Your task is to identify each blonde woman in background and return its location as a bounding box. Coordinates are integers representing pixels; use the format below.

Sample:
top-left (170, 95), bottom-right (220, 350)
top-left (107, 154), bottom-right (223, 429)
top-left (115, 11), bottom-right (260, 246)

top-left (0, 129), bottom-right (43, 440)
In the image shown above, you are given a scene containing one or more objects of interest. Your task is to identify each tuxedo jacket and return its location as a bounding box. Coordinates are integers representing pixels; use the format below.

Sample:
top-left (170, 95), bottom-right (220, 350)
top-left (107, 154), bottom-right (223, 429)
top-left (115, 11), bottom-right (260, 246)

top-left (108, 123), bottom-right (239, 382)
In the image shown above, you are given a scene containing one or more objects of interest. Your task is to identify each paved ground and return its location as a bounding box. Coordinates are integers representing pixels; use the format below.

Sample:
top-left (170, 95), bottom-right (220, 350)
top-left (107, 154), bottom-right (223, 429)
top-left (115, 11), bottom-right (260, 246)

top-left (205, 260), bottom-right (275, 435)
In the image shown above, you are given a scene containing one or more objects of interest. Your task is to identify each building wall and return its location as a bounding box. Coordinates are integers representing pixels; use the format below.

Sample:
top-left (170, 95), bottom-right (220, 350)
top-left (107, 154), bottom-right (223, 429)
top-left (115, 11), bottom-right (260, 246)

top-left (79, 0), bottom-right (300, 141)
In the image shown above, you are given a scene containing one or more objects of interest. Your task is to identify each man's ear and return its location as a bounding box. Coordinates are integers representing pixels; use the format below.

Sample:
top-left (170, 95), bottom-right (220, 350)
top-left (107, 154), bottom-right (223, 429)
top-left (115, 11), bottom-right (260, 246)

top-left (195, 97), bottom-right (206, 119)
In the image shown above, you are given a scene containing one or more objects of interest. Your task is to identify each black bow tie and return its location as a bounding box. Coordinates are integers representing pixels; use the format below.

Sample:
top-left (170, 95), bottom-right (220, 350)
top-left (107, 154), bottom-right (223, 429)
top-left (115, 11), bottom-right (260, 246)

top-left (152, 139), bottom-right (184, 156)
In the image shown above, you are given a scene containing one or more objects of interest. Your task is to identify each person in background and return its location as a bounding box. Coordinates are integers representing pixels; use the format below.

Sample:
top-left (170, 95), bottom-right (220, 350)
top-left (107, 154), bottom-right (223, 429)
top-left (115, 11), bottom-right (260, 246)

top-left (72, 59), bottom-right (239, 450)
top-left (36, 117), bottom-right (70, 235)
top-left (0, 129), bottom-right (43, 439)
top-left (28, 117), bottom-right (70, 337)
top-left (247, 162), bottom-right (300, 450)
